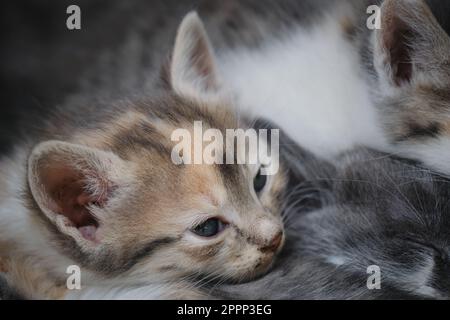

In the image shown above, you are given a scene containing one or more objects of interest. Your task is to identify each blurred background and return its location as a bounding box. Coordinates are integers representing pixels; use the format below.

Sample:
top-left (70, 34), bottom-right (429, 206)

top-left (2, 0), bottom-right (449, 155)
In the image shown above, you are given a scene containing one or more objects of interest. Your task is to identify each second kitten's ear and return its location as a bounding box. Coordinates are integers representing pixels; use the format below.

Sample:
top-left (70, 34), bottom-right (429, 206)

top-left (169, 12), bottom-right (221, 100)
top-left (374, 0), bottom-right (450, 87)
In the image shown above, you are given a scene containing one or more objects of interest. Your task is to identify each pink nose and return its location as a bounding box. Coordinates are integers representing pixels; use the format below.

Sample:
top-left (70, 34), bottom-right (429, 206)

top-left (260, 232), bottom-right (283, 253)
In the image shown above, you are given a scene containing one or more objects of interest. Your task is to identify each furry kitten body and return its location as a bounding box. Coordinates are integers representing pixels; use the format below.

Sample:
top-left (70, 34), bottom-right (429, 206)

top-left (214, 143), bottom-right (450, 299)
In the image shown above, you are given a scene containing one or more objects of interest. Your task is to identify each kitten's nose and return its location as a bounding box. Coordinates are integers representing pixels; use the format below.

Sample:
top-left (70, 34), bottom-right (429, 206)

top-left (260, 231), bottom-right (283, 253)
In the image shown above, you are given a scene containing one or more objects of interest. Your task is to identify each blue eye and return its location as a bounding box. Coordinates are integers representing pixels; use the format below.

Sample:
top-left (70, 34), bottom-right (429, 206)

top-left (191, 218), bottom-right (225, 237)
top-left (253, 168), bottom-right (267, 193)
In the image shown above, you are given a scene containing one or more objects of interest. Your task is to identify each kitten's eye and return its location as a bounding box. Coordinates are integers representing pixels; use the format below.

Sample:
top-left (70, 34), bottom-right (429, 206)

top-left (253, 168), bottom-right (267, 193)
top-left (191, 218), bottom-right (225, 238)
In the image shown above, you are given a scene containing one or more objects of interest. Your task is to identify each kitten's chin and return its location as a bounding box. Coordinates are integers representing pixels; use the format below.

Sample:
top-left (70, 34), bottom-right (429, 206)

top-left (230, 252), bottom-right (280, 284)
top-left (235, 234), bottom-right (285, 283)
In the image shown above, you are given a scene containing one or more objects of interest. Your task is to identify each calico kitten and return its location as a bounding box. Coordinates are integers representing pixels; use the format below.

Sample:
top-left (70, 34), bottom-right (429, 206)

top-left (212, 0), bottom-right (450, 175)
top-left (0, 13), bottom-right (287, 299)
top-left (362, 0), bottom-right (450, 175)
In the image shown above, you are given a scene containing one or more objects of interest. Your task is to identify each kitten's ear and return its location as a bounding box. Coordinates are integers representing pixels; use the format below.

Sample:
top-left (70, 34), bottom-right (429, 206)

top-left (28, 141), bottom-right (132, 245)
top-left (374, 0), bottom-right (450, 87)
top-left (169, 12), bottom-right (221, 100)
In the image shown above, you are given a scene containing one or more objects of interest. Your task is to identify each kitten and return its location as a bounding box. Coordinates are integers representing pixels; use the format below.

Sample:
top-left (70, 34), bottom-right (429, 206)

top-left (212, 0), bottom-right (450, 175)
top-left (0, 13), bottom-right (288, 299)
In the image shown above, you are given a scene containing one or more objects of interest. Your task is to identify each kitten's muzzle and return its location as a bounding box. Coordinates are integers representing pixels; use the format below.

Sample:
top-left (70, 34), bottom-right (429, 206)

top-left (259, 231), bottom-right (284, 253)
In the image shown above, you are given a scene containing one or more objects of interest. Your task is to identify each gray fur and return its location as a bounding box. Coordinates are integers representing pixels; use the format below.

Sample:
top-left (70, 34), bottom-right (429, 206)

top-left (211, 135), bottom-right (450, 299)
top-left (0, 274), bottom-right (22, 300)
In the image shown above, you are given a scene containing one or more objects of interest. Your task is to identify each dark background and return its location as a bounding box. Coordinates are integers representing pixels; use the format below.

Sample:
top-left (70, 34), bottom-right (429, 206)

top-left (0, 0), bottom-right (205, 154)
top-left (1, 0), bottom-right (450, 155)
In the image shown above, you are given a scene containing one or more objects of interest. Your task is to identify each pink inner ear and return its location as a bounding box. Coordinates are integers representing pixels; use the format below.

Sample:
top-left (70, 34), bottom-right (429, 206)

top-left (41, 164), bottom-right (101, 240)
top-left (78, 225), bottom-right (98, 242)
top-left (57, 182), bottom-right (99, 228)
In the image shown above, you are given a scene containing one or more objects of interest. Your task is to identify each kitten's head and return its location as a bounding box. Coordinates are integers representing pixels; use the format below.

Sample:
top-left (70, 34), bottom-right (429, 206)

top-left (26, 13), bottom-right (286, 284)
top-left (371, 0), bottom-right (450, 174)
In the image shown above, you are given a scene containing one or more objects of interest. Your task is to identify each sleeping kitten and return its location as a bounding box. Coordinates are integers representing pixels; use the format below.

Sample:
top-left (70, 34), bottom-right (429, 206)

top-left (210, 0), bottom-right (450, 175)
top-left (0, 13), bottom-right (287, 299)
top-left (212, 141), bottom-right (450, 300)
top-left (182, 1), bottom-right (450, 298)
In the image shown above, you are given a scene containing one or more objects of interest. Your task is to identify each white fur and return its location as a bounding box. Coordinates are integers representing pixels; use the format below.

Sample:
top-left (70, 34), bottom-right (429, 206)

top-left (326, 255), bottom-right (347, 266)
top-left (388, 137), bottom-right (450, 177)
top-left (403, 255), bottom-right (441, 299)
top-left (219, 15), bottom-right (389, 159)
top-left (0, 148), bottom-right (81, 298)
